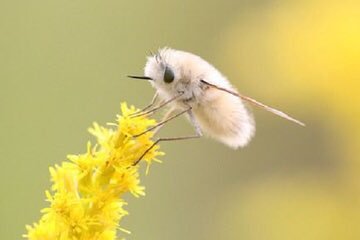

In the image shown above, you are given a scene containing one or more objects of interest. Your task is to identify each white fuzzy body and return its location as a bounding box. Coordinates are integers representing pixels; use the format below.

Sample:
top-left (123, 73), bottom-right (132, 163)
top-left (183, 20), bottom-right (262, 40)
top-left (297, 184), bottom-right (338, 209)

top-left (143, 48), bottom-right (255, 148)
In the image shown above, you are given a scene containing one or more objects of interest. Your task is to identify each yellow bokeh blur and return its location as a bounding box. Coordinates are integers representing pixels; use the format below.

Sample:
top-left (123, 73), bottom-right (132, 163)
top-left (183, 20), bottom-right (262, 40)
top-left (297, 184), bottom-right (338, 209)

top-left (218, 1), bottom-right (360, 239)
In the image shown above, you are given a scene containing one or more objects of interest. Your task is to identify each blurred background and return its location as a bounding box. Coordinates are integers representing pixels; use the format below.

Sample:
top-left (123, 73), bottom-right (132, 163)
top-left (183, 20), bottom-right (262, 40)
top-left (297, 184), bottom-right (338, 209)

top-left (1, 0), bottom-right (359, 239)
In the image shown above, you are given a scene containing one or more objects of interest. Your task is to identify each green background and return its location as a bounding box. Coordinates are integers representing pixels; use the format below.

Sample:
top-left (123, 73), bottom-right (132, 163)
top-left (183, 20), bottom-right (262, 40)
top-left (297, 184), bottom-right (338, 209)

top-left (1, 0), bottom-right (359, 239)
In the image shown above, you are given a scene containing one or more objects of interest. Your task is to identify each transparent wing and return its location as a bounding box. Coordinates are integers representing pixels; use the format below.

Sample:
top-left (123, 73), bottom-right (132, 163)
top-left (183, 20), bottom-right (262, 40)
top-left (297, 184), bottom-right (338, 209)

top-left (200, 80), bottom-right (305, 126)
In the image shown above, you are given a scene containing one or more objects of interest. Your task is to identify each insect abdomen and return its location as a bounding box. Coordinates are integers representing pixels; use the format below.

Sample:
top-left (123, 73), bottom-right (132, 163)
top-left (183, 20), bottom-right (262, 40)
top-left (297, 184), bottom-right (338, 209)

top-left (193, 89), bottom-right (255, 148)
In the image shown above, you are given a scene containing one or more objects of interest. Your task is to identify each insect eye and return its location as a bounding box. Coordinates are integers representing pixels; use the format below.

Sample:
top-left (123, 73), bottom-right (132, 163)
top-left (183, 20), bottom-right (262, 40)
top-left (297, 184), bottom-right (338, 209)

top-left (163, 66), bottom-right (175, 83)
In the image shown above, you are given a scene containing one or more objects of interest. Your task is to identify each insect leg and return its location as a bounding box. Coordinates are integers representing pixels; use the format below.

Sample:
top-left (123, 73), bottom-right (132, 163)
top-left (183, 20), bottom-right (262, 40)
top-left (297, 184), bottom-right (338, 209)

top-left (187, 109), bottom-right (203, 136)
top-left (133, 134), bottom-right (201, 166)
top-left (133, 106), bottom-right (190, 138)
top-left (150, 107), bottom-right (203, 136)
top-left (152, 107), bottom-right (176, 135)
top-left (131, 92), bottom-right (184, 118)
top-left (129, 93), bottom-right (159, 116)
top-left (132, 107), bottom-right (203, 165)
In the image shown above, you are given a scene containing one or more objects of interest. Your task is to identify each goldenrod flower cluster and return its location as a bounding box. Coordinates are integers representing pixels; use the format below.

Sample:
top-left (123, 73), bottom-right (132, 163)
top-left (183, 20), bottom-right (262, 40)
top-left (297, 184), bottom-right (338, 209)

top-left (25, 103), bottom-right (164, 240)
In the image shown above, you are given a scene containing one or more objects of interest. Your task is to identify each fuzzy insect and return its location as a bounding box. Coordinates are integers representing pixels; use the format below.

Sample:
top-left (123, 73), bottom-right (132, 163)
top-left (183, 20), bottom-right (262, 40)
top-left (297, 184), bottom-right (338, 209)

top-left (129, 47), bottom-right (304, 156)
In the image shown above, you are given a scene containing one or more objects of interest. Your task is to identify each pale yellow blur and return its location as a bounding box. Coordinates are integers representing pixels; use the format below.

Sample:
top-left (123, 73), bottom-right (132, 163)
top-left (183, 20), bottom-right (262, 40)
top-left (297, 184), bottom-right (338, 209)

top-left (218, 1), bottom-right (360, 239)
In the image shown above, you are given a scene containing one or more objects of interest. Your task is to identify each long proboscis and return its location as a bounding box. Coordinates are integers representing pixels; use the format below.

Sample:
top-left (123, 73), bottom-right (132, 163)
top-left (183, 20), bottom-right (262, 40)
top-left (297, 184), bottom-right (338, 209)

top-left (127, 75), bottom-right (153, 80)
top-left (200, 80), bottom-right (305, 127)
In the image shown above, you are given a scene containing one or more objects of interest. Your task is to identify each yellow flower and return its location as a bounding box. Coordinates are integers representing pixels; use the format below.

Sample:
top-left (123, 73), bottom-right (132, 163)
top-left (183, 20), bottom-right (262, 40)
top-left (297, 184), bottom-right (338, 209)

top-left (24, 102), bottom-right (164, 240)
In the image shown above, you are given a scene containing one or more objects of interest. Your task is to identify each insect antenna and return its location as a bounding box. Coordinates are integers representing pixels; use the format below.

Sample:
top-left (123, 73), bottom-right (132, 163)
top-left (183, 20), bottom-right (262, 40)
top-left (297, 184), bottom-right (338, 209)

top-left (148, 50), bottom-right (155, 57)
